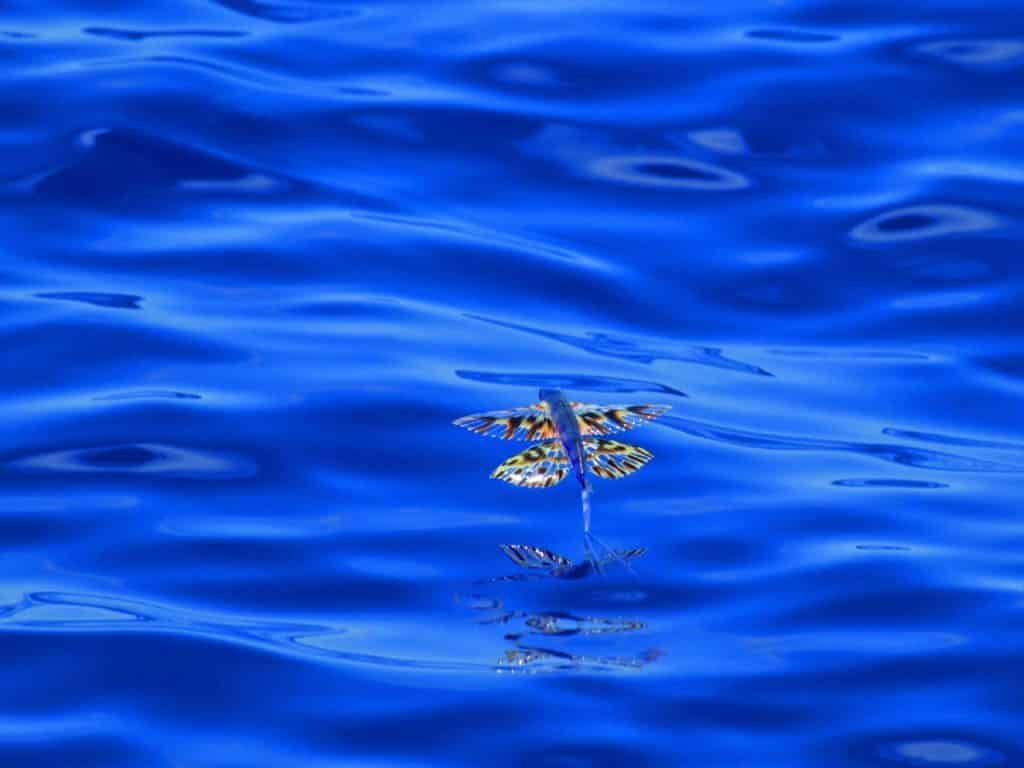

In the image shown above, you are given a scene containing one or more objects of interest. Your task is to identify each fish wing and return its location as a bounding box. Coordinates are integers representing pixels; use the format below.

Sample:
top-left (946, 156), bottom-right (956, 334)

top-left (572, 403), bottom-right (671, 436)
top-left (491, 440), bottom-right (569, 488)
top-left (584, 439), bottom-right (654, 479)
top-left (453, 403), bottom-right (557, 441)
top-left (499, 544), bottom-right (572, 570)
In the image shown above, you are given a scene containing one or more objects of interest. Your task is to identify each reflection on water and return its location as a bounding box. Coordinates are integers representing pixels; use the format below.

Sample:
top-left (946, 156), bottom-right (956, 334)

top-left (461, 544), bottom-right (658, 674)
top-left (480, 542), bottom-right (648, 583)
top-left (497, 645), bottom-right (660, 674)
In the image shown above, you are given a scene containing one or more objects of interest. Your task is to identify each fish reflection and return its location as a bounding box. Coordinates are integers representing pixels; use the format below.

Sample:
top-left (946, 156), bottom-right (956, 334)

top-left (498, 646), bottom-right (663, 673)
top-left (461, 544), bottom-right (661, 673)
top-left (480, 606), bottom-right (644, 636)
top-left (478, 543), bottom-right (648, 583)
top-left (463, 595), bottom-right (658, 673)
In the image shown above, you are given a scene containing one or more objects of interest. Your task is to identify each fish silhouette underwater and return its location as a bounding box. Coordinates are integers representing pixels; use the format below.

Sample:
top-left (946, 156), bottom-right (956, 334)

top-left (453, 389), bottom-right (670, 538)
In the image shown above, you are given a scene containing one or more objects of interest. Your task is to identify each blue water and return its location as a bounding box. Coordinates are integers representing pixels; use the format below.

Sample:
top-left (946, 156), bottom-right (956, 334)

top-left (3, 0), bottom-right (1024, 765)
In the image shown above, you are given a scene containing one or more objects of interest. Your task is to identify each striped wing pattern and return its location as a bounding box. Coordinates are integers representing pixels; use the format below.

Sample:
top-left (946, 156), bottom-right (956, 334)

top-left (584, 439), bottom-right (653, 479)
top-left (572, 403), bottom-right (670, 436)
top-left (452, 403), bottom-right (557, 441)
top-left (491, 440), bottom-right (569, 488)
top-left (499, 544), bottom-right (572, 570)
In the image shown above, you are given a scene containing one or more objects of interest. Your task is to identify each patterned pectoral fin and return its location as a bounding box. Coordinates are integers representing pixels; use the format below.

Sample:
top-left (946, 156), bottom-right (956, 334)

top-left (491, 440), bottom-right (569, 488)
top-left (500, 544), bottom-right (572, 570)
top-left (453, 403), bottom-right (557, 441)
top-left (584, 439), bottom-right (654, 479)
top-left (573, 403), bottom-right (671, 436)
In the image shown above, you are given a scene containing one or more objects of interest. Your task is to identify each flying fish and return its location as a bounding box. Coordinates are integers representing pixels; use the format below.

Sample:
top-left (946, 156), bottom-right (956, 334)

top-left (454, 388), bottom-right (669, 532)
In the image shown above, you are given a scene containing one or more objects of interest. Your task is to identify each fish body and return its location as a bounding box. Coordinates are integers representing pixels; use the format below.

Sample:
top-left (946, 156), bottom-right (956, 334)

top-left (539, 388), bottom-right (590, 494)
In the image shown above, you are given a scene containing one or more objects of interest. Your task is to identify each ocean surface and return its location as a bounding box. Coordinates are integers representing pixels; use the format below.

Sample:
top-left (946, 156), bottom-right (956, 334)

top-left (3, 0), bottom-right (1024, 765)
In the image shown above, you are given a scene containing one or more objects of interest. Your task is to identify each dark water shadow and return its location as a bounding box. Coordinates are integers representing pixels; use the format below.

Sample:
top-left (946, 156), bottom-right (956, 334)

top-left (36, 292), bottom-right (142, 310)
top-left (466, 314), bottom-right (772, 376)
top-left (586, 154), bottom-right (751, 191)
top-left (850, 204), bottom-right (1001, 244)
top-left (92, 390), bottom-right (202, 402)
top-left (745, 28), bottom-right (839, 44)
top-left (832, 478), bottom-right (949, 489)
top-left (456, 370), bottom-right (686, 397)
top-left (83, 27), bottom-right (248, 41)
top-left (6, 443), bottom-right (257, 479)
top-left (211, 0), bottom-right (360, 23)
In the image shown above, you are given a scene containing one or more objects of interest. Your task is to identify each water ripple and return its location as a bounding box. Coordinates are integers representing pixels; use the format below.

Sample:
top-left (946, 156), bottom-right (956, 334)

top-left (661, 416), bottom-right (1024, 473)
top-left (687, 128), bottom-right (749, 155)
top-left (91, 390), bottom-right (202, 402)
top-left (916, 38), bottom-right (1024, 70)
top-left (850, 205), bottom-right (1002, 243)
top-left (0, 590), bottom-right (653, 675)
top-left (211, 0), bottom-right (360, 23)
top-left (27, 128), bottom-right (285, 208)
top-left (832, 478), bottom-right (950, 489)
top-left (347, 211), bottom-right (609, 272)
top-left (882, 428), bottom-right (1024, 452)
top-left (466, 314), bottom-right (773, 375)
top-left (35, 292), bottom-right (142, 309)
top-left (0, 591), bottom-right (458, 671)
top-left (880, 738), bottom-right (1004, 766)
top-left (82, 27), bottom-right (248, 41)
top-left (455, 370), bottom-right (687, 397)
top-left (586, 154), bottom-right (750, 191)
top-left (5, 0), bottom-right (1024, 762)
top-left (745, 28), bottom-right (839, 44)
top-left (521, 124), bottom-right (751, 192)
top-left (8, 444), bottom-right (257, 479)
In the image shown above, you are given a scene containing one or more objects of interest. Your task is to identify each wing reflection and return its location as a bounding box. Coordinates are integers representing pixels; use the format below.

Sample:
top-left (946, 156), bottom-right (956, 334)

top-left (460, 543), bottom-right (662, 673)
